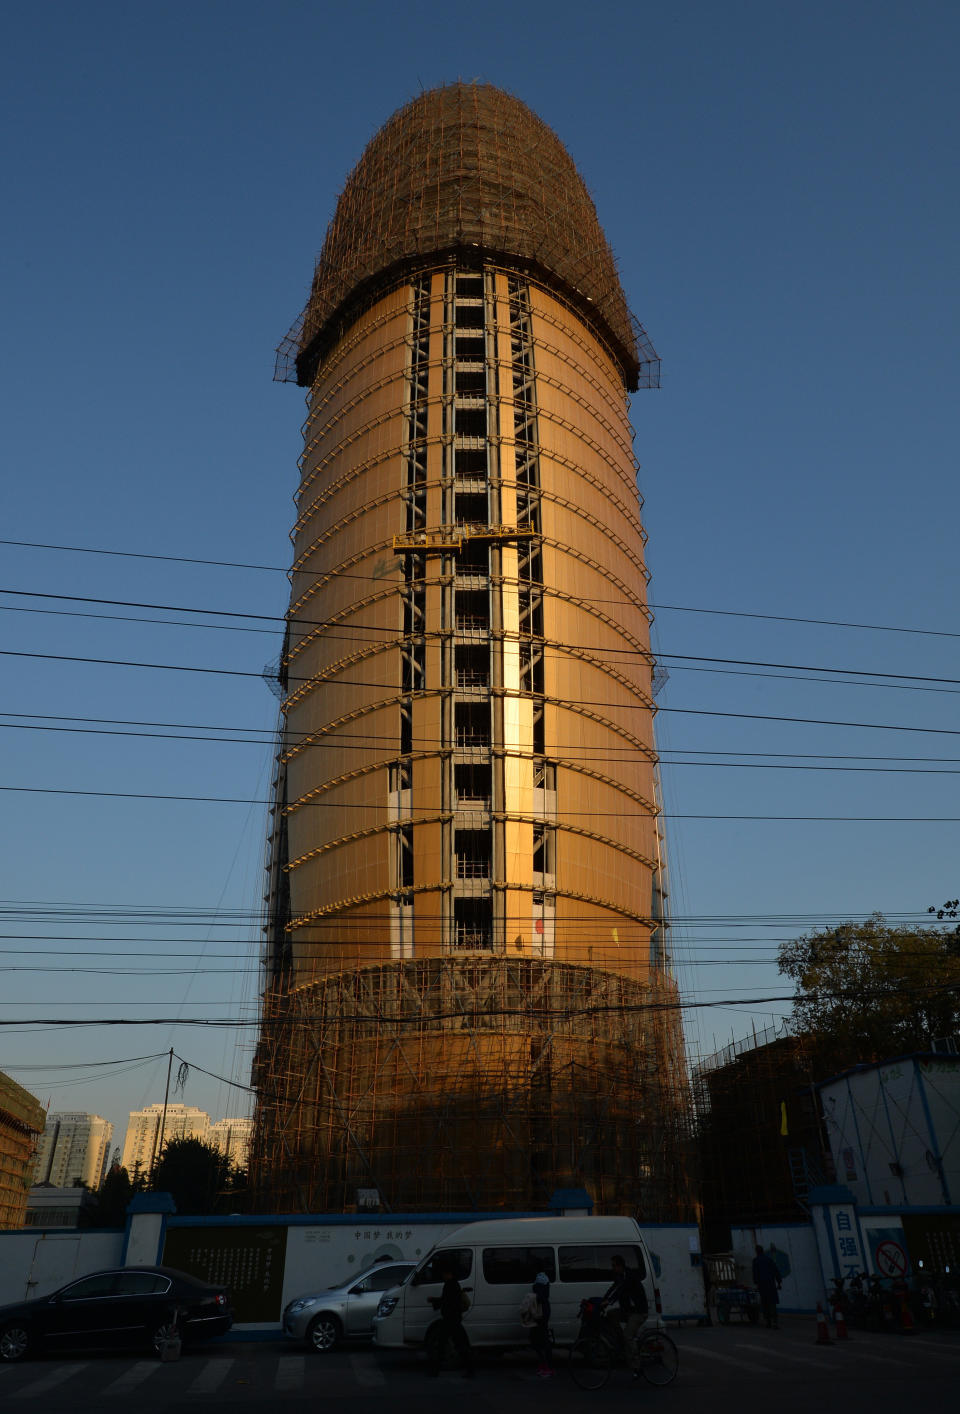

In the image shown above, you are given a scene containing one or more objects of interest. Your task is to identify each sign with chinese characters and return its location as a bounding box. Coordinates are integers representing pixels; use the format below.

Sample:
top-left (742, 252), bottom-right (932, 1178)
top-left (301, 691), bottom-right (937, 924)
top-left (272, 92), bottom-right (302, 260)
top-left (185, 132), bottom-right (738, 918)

top-left (830, 1204), bottom-right (866, 1277)
top-left (163, 1225), bottom-right (287, 1322)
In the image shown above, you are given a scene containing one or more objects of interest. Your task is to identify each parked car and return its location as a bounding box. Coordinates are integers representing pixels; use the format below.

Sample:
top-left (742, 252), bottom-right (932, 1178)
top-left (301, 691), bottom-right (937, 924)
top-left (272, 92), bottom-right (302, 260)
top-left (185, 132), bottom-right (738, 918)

top-left (284, 1260), bottom-right (415, 1352)
top-left (0, 1265), bottom-right (232, 1362)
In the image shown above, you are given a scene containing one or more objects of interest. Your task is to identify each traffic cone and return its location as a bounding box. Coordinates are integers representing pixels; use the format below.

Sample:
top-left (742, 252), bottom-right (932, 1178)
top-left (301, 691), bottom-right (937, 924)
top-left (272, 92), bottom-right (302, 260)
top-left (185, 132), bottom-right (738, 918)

top-left (833, 1304), bottom-right (849, 1341)
top-left (815, 1302), bottom-right (833, 1345)
top-left (900, 1297), bottom-right (914, 1333)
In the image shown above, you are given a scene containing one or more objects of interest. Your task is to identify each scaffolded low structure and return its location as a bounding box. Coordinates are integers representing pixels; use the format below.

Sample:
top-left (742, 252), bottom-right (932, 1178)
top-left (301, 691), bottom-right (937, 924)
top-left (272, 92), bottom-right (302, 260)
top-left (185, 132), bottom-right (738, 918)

top-left (693, 1024), bottom-right (832, 1244)
top-left (0, 1070), bottom-right (45, 1229)
top-left (252, 83), bottom-right (693, 1218)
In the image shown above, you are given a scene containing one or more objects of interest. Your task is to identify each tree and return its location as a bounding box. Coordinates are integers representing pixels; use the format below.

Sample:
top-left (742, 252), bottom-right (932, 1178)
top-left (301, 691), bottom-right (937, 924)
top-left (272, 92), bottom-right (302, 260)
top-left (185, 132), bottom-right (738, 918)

top-left (92, 1163), bottom-right (143, 1227)
top-left (777, 912), bottom-right (960, 1067)
top-left (150, 1137), bottom-right (237, 1215)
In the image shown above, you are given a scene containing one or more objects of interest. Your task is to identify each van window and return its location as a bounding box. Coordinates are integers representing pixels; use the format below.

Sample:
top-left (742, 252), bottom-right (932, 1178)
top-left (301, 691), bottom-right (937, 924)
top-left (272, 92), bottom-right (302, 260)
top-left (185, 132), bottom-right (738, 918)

top-left (558, 1245), bottom-right (646, 1283)
top-left (482, 1247), bottom-right (557, 1284)
top-left (412, 1249), bottom-right (473, 1285)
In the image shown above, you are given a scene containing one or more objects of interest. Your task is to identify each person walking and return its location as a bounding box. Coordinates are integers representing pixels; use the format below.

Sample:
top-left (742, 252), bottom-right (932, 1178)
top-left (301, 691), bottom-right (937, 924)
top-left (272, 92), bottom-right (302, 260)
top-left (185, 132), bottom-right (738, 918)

top-left (428, 1262), bottom-right (474, 1378)
top-left (752, 1244), bottom-right (782, 1329)
top-left (528, 1271), bottom-right (554, 1378)
top-left (602, 1254), bottom-right (648, 1378)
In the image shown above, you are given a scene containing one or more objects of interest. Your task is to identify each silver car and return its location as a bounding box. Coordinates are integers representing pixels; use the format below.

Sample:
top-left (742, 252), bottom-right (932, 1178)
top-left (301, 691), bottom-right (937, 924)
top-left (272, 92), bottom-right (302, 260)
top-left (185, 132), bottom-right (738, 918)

top-left (283, 1261), bottom-right (415, 1353)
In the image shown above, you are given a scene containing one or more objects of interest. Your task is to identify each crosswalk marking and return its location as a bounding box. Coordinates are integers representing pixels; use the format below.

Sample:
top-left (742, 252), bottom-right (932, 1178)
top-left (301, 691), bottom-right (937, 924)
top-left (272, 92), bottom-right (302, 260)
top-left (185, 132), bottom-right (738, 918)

top-left (844, 1348), bottom-right (916, 1370)
top-left (737, 1341), bottom-right (822, 1366)
top-left (350, 1352), bottom-right (386, 1386)
top-left (102, 1361), bottom-right (159, 1395)
top-left (274, 1355), bottom-right (305, 1391)
top-left (682, 1345), bottom-right (775, 1373)
top-left (187, 1358), bottom-right (234, 1394)
top-left (10, 1361), bottom-right (87, 1397)
top-left (909, 1341), bottom-right (960, 1361)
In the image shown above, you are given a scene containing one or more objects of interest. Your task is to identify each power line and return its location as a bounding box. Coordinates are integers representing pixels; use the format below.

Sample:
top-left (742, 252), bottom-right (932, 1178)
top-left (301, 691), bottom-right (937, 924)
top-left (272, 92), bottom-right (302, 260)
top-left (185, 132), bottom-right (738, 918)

top-left (4, 539), bottom-right (959, 642)
top-left (7, 603), bottom-right (960, 685)
top-left (5, 720), bottom-right (960, 774)
top-left (1, 979), bottom-right (956, 1028)
top-left (6, 710), bottom-right (960, 767)
top-left (0, 602), bottom-right (282, 637)
top-left (0, 1053), bottom-right (169, 1070)
top-left (6, 608), bottom-right (960, 701)
top-left (10, 647), bottom-right (960, 729)
top-left (0, 900), bottom-right (937, 922)
top-left (2, 783), bottom-right (960, 823)
top-left (0, 539), bottom-right (285, 574)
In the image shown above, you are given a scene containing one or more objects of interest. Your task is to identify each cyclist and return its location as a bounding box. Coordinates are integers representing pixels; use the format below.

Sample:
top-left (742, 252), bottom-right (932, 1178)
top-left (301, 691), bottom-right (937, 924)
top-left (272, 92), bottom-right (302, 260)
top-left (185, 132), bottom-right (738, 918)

top-left (601, 1254), bottom-right (649, 1378)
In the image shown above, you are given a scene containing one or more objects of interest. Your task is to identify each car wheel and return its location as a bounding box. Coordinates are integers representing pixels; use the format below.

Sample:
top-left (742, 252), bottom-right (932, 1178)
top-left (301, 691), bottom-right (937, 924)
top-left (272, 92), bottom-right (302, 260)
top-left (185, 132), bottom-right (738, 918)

top-left (0, 1323), bottom-right (31, 1362)
top-left (306, 1313), bottom-right (341, 1353)
top-left (151, 1321), bottom-right (182, 1358)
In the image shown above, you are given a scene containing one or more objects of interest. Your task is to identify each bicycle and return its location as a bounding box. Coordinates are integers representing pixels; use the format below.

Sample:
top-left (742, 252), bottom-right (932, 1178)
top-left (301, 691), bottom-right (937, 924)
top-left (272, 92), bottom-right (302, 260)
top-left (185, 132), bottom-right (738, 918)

top-left (568, 1300), bottom-right (679, 1389)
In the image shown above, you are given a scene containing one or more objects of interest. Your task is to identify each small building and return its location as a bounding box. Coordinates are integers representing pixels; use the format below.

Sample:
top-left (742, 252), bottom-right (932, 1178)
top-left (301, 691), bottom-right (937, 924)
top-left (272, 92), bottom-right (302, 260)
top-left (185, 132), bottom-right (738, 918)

top-left (0, 1071), bottom-right (46, 1229)
top-left (818, 1053), bottom-right (960, 1276)
top-left (25, 1184), bottom-right (100, 1228)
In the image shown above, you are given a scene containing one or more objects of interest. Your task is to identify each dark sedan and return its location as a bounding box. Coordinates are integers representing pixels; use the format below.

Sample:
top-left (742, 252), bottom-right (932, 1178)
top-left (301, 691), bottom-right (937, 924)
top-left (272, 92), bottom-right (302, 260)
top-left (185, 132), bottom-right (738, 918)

top-left (0, 1265), bottom-right (232, 1361)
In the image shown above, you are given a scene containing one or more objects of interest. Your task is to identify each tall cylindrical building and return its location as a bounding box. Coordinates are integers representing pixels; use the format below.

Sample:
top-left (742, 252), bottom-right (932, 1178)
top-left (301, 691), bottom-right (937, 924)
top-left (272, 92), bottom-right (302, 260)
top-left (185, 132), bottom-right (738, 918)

top-left (252, 83), bottom-right (691, 1217)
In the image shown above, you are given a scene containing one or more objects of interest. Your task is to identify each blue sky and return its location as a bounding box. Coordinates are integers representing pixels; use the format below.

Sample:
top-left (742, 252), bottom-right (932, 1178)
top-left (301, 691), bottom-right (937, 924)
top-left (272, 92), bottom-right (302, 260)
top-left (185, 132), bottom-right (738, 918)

top-left (1, 1), bottom-right (957, 1149)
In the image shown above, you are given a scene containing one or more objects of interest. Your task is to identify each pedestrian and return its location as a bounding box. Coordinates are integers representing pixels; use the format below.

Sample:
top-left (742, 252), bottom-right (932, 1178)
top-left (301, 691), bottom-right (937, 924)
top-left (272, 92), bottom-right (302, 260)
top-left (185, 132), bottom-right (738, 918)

top-left (428, 1261), bottom-right (474, 1378)
top-left (752, 1244), bottom-right (782, 1329)
top-left (602, 1254), bottom-right (648, 1378)
top-left (528, 1271), bottom-right (553, 1378)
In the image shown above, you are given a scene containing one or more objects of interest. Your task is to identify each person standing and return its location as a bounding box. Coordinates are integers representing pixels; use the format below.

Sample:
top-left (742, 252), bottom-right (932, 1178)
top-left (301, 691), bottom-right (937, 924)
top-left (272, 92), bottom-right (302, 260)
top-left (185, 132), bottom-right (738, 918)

top-left (602, 1254), bottom-right (648, 1378)
top-left (752, 1245), bottom-right (782, 1329)
top-left (428, 1262), bottom-right (474, 1377)
top-left (529, 1271), bottom-right (554, 1378)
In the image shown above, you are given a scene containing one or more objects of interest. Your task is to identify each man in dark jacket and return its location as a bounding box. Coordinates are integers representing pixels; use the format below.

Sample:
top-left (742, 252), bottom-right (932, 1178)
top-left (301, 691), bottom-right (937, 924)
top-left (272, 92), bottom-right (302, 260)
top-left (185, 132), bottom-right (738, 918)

top-left (428, 1262), bottom-right (474, 1377)
top-left (529, 1271), bottom-right (553, 1378)
top-left (602, 1255), bottom-right (649, 1377)
top-left (752, 1245), bottom-right (782, 1329)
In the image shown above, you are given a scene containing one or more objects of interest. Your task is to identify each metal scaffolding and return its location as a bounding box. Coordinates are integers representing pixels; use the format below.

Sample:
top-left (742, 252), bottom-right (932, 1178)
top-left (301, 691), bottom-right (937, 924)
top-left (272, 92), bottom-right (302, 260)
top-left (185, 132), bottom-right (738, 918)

top-left (252, 956), bottom-right (693, 1218)
top-left (275, 82), bottom-right (659, 392)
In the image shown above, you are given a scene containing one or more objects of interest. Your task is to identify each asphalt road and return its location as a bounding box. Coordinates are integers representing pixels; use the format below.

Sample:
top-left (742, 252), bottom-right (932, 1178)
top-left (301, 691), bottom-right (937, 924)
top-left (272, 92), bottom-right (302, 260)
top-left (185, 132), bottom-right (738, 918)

top-left (1, 1318), bottom-right (958, 1414)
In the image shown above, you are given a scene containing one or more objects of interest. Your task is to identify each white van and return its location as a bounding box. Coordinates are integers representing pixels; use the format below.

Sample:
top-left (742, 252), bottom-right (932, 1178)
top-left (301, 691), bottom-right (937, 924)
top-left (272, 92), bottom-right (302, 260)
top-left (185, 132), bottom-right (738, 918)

top-left (372, 1215), bottom-right (660, 1354)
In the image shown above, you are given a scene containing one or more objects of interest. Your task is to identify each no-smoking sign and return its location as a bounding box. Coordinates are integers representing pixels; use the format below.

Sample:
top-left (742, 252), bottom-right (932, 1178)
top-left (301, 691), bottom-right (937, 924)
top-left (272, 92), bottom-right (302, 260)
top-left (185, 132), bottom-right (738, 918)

top-left (875, 1239), bottom-right (908, 1277)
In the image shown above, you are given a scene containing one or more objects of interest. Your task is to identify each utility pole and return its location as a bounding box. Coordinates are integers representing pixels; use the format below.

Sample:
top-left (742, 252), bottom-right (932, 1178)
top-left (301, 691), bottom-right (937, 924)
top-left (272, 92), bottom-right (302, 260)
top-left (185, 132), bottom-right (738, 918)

top-left (149, 1048), bottom-right (175, 1182)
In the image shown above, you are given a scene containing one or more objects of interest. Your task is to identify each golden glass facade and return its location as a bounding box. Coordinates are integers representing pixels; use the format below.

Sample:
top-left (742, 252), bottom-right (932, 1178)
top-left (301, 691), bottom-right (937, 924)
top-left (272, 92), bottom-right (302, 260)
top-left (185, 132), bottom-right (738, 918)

top-left (252, 84), bottom-right (692, 1217)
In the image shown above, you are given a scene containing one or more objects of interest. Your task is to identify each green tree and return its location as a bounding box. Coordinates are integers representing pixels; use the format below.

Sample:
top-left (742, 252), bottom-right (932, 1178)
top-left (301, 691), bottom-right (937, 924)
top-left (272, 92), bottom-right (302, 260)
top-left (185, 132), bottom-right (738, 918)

top-left (777, 913), bottom-right (960, 1066)
top-left (92, 1163), bottom-right (143, 1227)
top-left (150, 1137), bottom-right (236, 1215)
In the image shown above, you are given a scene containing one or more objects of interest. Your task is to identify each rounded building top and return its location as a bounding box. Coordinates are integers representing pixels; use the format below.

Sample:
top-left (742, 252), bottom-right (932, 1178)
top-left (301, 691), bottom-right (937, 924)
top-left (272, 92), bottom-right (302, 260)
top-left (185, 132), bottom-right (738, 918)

top-left (284, 83), bottom-right (657, 391)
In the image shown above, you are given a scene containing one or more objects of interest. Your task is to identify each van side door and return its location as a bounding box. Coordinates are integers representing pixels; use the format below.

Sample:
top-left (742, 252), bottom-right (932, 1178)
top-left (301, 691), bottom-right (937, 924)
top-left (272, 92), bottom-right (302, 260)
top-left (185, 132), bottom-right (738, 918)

top-left (405, 1249), bottom-right (473, 1344)
top-left (479, 1246), bottom-right (556, 1344)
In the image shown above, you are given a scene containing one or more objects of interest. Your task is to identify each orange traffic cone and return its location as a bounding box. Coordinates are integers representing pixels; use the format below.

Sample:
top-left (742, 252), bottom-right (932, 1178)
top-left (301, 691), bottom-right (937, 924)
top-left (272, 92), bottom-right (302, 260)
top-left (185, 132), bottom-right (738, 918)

top-left (833, 1304), bottom-right (849, 1341)
top-left (815, 1302), bottom-right (833, 1345)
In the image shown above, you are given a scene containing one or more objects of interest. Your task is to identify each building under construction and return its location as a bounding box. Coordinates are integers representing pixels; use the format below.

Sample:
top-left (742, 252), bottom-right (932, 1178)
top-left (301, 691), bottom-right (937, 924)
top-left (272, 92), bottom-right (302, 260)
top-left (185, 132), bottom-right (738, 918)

top-left (0, 1070), bottom-right (45, 1230)
top-left (694, 1025), bottom-right (833, 1248)
top-left (251, 83), bottom-right (693, 1218)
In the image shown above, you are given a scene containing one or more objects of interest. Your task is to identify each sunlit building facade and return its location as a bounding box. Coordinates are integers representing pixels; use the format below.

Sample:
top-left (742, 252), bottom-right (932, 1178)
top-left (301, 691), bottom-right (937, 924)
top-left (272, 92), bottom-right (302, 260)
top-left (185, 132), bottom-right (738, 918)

top-left (253, 83), bottom-right (691, 1217)
top-left (33, 1112), bottom-right (113, 1190)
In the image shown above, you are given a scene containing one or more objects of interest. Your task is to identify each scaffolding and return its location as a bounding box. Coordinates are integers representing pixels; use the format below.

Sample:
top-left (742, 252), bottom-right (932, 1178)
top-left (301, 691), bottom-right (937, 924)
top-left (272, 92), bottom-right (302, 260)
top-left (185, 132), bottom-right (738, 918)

top-left (275, 82), bottom-right (659, 393)
top-left (0, 1070), bottom-right (45, 1230)
top-left (252, 956), bottom-right (694, 1219)
top-left (693, 1027), bottom-right (833, 1245)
